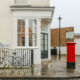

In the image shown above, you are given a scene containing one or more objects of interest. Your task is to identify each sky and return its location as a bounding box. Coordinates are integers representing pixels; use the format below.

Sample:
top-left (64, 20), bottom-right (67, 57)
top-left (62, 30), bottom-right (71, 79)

top-left (50, 0), bottom-right (80, 33)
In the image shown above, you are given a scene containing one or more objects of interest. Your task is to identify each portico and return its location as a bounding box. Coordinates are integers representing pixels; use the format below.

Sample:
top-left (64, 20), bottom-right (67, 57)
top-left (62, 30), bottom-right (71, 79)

top-left (10, 6), bottom-right (54, 64)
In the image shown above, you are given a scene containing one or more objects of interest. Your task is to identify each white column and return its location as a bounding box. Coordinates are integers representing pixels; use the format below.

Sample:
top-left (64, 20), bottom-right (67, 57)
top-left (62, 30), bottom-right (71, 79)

top-left (48, 20), bottom-right (51, 60)
top-left (34, 19), bottom-right (41, 64)
top-left (25, 19), bottom-right (29, 47)
top-left (37, 19), bottom-right (41, 48)
top-left (13, 17), bottom-right (17, 49)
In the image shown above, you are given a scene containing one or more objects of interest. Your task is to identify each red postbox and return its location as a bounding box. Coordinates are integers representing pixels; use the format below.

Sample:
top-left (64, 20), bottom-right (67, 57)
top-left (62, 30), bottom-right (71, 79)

top-left (66, 42), bottom-right (76, 69)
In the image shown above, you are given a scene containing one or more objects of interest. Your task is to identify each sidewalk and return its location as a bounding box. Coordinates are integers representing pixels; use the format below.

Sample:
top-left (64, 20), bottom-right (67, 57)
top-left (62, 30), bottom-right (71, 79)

top-left (0, 55), bottom-right (80, 77)
top-left (41, 55), bottom-right (80, 77)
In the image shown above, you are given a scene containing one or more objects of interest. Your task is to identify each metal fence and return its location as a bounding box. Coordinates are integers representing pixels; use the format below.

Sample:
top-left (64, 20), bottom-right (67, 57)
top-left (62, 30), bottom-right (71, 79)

top-left (0, 48), bottom-right (33, 68)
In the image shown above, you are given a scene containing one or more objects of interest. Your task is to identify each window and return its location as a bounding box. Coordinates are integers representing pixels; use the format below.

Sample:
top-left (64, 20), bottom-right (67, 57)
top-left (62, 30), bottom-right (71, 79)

top-left (29, 20), bottom-right (37, 47)
top-left (15, 0), bottom-right (28, 4)
top-left (42, 24), bottom-right (48, 32)
top-left (41, 33), bottom-right (48, 59)
top-left (41, 33), bottom-right (48, 51)
top-left (66, 31), bottom-right (74, 39)
top-left (41, 19), bottom-right (48, 32)
top-left (17, 20), bottom-right (25, 46)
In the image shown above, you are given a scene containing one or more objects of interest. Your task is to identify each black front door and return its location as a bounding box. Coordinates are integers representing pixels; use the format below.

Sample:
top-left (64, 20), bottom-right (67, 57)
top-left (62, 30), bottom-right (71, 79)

top-left (41, 33), bottom-right (48, 59)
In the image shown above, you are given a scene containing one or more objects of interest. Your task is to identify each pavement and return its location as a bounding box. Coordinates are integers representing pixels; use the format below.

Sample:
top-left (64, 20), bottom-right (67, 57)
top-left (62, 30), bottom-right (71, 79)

top-left (0, 55), bottom-right (80, 77)
top-left (41, 55), bottom-right (80, 77)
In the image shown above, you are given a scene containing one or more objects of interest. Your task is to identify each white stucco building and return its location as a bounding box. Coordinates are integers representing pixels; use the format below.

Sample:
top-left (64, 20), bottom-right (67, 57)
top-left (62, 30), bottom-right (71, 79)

top-left (0, 0), bottom-right (55, 66)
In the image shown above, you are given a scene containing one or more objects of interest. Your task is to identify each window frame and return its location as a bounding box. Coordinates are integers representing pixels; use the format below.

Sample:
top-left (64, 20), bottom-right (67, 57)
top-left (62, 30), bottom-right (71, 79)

top-left (66, 31), bottom-right (74, 39)
top-left (16, 18), bottom-right (38, 48)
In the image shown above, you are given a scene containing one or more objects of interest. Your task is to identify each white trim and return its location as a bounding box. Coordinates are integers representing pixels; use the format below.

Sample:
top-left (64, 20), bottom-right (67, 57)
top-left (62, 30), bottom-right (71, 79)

top-left (37, 19), bottom-right (41, 49)
top-left (13, 17), bottom-right (17, 49)
top-left (13, 11), bottom-right (52, 19)
top-left (15, 47), bottom-right (39, 49)
top-left (11, 7), bottom-right (54, 12)
top-left (48, 22), bottom-right (51, 60)
top-left (41, 31), bottom-right (48, 34)
top-left (25, 19), bottom-right (29, 47)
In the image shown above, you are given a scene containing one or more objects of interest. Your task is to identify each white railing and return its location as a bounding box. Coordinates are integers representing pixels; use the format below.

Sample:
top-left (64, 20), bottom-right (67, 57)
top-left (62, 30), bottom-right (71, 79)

top-left (0, 48), bottom-right (34, 68)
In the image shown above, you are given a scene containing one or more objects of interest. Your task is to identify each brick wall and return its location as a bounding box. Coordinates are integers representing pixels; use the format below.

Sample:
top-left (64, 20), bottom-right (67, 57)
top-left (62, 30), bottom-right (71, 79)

top-left (51, 27), bottom-right (74, 47)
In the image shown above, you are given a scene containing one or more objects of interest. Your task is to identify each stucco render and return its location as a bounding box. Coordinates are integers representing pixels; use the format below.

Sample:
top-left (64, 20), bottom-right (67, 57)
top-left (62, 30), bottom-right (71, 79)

top-left (0, 0), bottom-right (13, 48)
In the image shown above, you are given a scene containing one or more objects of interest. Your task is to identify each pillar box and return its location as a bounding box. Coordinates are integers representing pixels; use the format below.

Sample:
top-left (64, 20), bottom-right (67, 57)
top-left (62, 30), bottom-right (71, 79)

top-left (66, 42), bottom-right (76, 69)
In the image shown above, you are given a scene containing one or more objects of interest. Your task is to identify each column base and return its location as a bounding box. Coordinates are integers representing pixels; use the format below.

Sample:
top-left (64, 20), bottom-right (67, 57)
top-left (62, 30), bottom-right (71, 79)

top-left (67, 62), bottom-right (75, 69)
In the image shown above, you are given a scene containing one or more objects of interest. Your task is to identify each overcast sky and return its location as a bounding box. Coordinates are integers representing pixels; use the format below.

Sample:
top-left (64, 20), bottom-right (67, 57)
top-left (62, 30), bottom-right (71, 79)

top-left (50, 0), bottom-right (80, 33)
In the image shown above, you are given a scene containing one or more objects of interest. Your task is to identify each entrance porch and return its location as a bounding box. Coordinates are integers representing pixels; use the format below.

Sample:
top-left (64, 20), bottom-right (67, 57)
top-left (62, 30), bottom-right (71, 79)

top-left (0, 6), bottom-right (54, 67)
top-left (11, 6), bottom-right (54, 66)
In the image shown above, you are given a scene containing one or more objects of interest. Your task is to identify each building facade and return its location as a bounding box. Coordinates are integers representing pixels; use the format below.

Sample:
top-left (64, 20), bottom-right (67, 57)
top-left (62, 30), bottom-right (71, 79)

top-left (51, 27), bottom-right (74, 54)
top-left (51, 27), bottom-right (80, 55)
top-left (0, 0), bottom-right (55, 66)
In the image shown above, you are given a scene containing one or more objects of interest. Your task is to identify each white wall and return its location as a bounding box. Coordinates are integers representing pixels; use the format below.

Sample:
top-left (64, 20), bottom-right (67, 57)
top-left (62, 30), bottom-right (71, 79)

top-left (75, 39), bottom-right (80, 55)
top-left (0, 0), bottom-right (13, 48)
top-left (51, 39), bottom-right (80, 55)
top-left (56, 47), bottom-right (67, 55)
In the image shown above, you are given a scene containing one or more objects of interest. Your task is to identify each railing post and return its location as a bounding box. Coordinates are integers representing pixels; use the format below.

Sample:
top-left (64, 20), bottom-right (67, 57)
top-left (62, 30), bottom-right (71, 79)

top-left (31, 50), bottom-right (33, 66)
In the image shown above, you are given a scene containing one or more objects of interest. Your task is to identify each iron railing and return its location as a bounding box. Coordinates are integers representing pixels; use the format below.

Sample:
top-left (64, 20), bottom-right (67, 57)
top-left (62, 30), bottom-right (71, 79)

top-left (0, 48), bottom-right (34, 68)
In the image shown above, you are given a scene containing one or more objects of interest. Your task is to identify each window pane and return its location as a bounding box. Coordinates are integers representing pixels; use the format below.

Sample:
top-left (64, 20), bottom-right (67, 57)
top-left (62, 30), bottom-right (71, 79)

top-left (45, 35), bottom-right (48, 39)
top-left (66, 31), bottom-right (74, 39)
top-left (22, 37), bottom-right (25, 46)
top-left (41, 19), bottom-right (48, 32)
top-left (41, 45), bottom-right (43, 50)
top-left (45, 40), bottom-right (48, 45)
top-left (29, 20), bottom-right (37, 46)
top-left (45, 45), bottom-right (48, 50)
top-left (22, 20), bottom-right (25, 32)
top-left (18, 20), bottom-right (21, 32)
top-left (17, 20), bottom-right (25, 46)
top-left (41, 33), bottom-right (48, 51)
